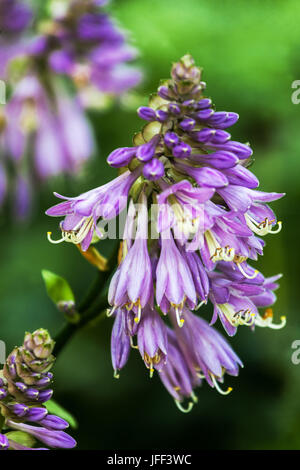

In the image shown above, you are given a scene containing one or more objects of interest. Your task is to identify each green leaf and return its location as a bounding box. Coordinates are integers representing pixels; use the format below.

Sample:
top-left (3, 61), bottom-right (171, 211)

top-left (42, 269), bottom-right (75, 306)
top-left (5, 431), bottom-right (36, 448)
top-left (46, 399), bottom-right (78, 429)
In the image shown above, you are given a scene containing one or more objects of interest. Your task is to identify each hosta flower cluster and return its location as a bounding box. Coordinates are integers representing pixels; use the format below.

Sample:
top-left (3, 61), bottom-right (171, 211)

top-left (47, 55), bottom-right (285, 411)
top-left (0, 329), bottom-right (76, 450)
top-left (0, 0), bottom-right (141, 218)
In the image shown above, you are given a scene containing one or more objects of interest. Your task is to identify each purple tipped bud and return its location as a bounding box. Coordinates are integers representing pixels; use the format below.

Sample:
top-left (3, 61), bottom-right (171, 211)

top-left (15, 382), bottom-right (27, 393)
top-left (0, 388), bottom-right (7, 400)
top-left (173, 142), bottom-right (191, 158)
top-left (38, 389), bottom-right (53, 403)
top-left (35, 376), bottom-right (51, 388)
top-left (195, 98), bottom-right (212, 110)
top-left (9, 403), bottom-right (29, 417)
top-left (191, 128), bottom-right (230, 144)
top-left (25, 388), bottom-right (39, 400)
top-left (191, 151), bottom-right (238, 169)
top-left (39, 415), bottom-right (69, 430)
top-left (179, 117), bottom-right (196, 131)
top-left (168, 103), bottom-right (181, 115)
top-left (207, 111), bottom-right (239, 129)
top-left (7, 420), bottom-right (76, 449)
top-left (26, 407), bottom-right (48, 422)
top-left (158, 86), bottom-right (173, 100)
top-left (164, 131), bottom-right (179, 148)
top-left (46, 372), bottom-right (53, 380)
top-left (137, 106), bottom-right (156, 121)
top-left (195, 108), bottom-right (214, 120)
top-left (107, 147), bottom-right (137, 168)
top-left (224, 165), bottom-right (259, 188)
top-left (210, 129), bottom-right (231, 144)
top-left (143, 158), bottom-right (165, 181)
top-left (136, 135), bottom-right (160, 162)
top-left (0, 434), bottom-right (9, 450)
top-left (155, 110), bottom-right (168, 122)
top-left (8, 364), bottom-right (17, 379)
top-left (182, 99), bottom-right (196, 108)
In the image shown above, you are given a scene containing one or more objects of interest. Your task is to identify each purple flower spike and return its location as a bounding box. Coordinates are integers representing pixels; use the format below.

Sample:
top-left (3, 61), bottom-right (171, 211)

top-left (45, 54), bottom-right (285, 409)
top-left (136, 135), bottom-right (161, 162)
top-left (173, 142), bottom-right (192, 158)
top-left (137, 106), bottom-right (157, 121)
top-left (107, 146), bottom-right (137, 168)
top-left (0, 434), bottom-right (9, 450)
top-left (1, 329), bottom-right (76, 449)
top-left (143, 158), bottom-right (165, 180)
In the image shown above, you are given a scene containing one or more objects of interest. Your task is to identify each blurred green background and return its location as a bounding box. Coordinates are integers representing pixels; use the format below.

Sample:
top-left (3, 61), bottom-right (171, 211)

top-left (1, 0), bottom-right (300, 450)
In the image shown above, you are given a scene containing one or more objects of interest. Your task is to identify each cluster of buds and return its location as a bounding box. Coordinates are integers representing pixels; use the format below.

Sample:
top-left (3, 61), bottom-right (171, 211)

top-left (0, 329), bottom-right (76, 450)
top-left (46, 55), bottom-right (285, 410)
top-left (0, 0), bottom-right (141, 218)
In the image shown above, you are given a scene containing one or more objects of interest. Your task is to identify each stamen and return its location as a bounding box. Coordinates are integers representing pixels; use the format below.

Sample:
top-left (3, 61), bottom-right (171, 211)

top-left (134, 301), bottom-right (142, 323)
top-left (130, 337), bottom-right (139, 349)
top-left (268, 221), bottom-right (282, 234)
top-left (106, 307), bottom-right (116, 318)
top-left (195, 299), bottom-right (206, 311)
top-left (114, 370), bottom-right (120, 379)
top-left (237, 263), bottom-right (258, 279)
top-left (47, 232), bottom-right (65, 244)
top-left (211, 374), bottom-right (233, 396)
top-left (174, 306), bottom-right (185, 328)
top-left (245, 215), bottom-right (283, 236)
top-left (175, 400), bottom-right (194, 413)
top-left (255, 309), bottom-right (286, 329)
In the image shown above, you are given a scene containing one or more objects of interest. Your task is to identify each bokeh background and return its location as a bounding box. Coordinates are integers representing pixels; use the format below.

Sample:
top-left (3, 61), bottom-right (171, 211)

top-left (1, 0), bottom-right (300, 450)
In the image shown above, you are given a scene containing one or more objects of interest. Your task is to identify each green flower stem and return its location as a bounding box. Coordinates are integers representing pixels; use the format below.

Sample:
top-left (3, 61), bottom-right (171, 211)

top-left (54, 296), bottom-right (109, 356)
top-left (77, 242), bottom-right (119, 313)
top-left (53, 242), bottom-right (119, 356)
